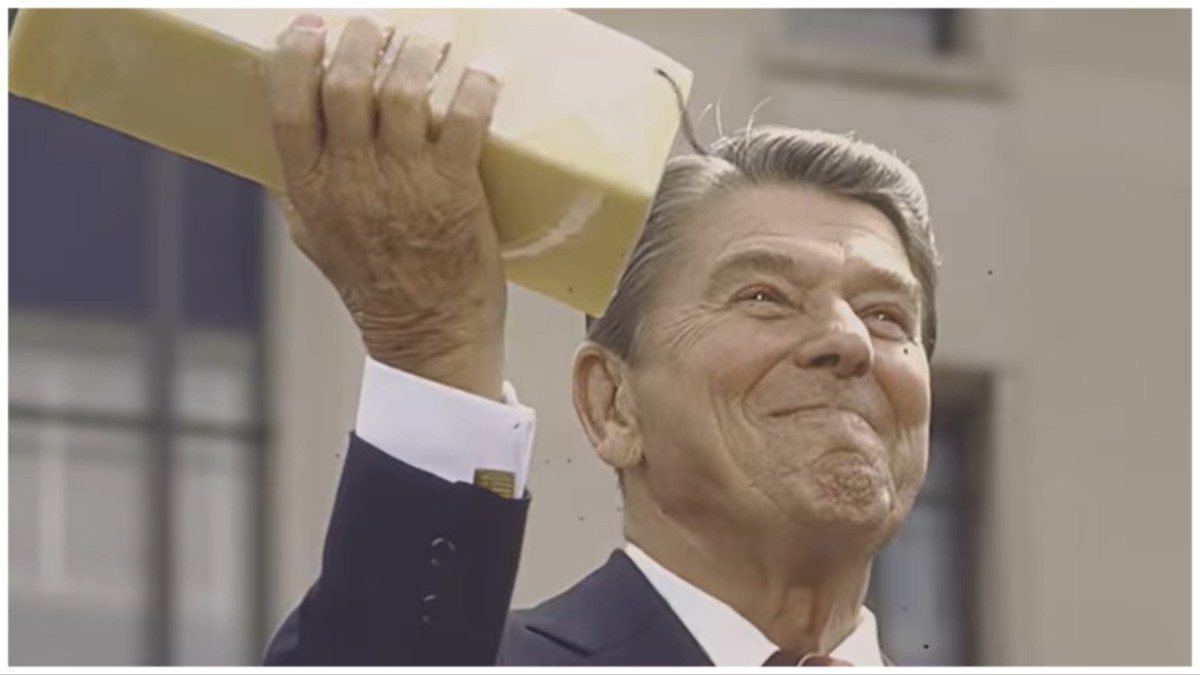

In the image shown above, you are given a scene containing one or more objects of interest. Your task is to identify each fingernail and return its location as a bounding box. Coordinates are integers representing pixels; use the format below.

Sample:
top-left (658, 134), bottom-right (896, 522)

top-left (413, 15), bottom-right (455, 45)
top-left (292, 13), bottom-right (325, 32)
top-left (468, 51), bottom-right (508, 83)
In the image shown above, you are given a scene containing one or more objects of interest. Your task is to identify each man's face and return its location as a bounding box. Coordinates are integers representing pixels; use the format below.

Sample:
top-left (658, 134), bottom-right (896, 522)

top-left (628, 182), bottom-right (930, 545)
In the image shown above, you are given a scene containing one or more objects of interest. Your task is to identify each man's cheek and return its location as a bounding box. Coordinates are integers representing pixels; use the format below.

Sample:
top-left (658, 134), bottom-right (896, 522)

top-left (890, 429), bottom-right (930, 501)
top-left (709, 336), bottom-right (788, 397)
top-left (882, 359), bottom-right (931, 432)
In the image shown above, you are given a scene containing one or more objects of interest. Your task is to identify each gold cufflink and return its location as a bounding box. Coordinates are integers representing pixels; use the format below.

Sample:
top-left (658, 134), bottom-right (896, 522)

top-left (473, 469), bottom-right (515, 499)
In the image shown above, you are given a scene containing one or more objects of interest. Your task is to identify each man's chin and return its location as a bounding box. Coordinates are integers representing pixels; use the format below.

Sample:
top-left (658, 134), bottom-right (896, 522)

top-left (772, 486), bottom-right (899, 566)
top-left (796, 455), bottom-right (896, 531)
top-left (815, 499), bottom-right (894, 534)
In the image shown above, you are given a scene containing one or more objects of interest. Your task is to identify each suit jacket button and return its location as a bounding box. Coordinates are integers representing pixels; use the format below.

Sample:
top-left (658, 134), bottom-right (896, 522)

top-left (430, 537), bottom-right (456, 567)
top-left (419, 594), bottom-right (437, 627)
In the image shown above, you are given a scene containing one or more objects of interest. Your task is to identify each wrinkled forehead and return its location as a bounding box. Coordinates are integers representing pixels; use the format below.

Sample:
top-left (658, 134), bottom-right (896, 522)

top-left (673, 183), bottom-right (914, 285)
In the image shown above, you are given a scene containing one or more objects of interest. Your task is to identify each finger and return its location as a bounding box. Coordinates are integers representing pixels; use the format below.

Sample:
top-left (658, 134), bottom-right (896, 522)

top-left (265, 13), bottom-right (327, 183)
top-left (377, 32), bottom-right (450, 159)
top-left (321, 16), bottom-right (390, 157)
top-left (433, 66), bottom-right (501, 170)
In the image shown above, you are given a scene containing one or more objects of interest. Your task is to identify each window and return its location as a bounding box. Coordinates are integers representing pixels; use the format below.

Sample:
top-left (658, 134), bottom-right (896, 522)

top-left (781, 9), bottom-right (965, 56)
top-left (760, 9), bottom-right (1011, 97)
top-left (9, 86), bottom-right (268, 665)
top-left (867, 370), bottom-right (991, 666)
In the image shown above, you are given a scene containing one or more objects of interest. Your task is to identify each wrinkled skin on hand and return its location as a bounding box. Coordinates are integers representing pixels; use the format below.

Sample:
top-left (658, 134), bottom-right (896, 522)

top-left (265, 13), bottom-right (507, 399)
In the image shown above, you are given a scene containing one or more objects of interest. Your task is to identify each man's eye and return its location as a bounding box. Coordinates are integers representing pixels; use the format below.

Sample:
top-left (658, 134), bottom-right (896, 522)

top-left (863, 308), bottom-right (913, 337)
top-left (735, 287), bottom-right (786, 304)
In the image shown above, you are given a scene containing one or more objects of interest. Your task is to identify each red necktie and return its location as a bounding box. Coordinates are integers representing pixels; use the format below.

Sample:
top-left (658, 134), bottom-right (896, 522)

top-left (763, 650), bottom-right (854, 667)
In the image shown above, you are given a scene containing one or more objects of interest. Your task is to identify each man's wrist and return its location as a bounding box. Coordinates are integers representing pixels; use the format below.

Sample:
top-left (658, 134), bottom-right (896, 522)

top-left (365, 336), bottom-right (504, 402)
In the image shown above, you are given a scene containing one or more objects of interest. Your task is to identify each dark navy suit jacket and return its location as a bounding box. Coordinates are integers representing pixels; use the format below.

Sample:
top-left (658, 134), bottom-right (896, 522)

top-left (263, 434), bottom-right (713, 666)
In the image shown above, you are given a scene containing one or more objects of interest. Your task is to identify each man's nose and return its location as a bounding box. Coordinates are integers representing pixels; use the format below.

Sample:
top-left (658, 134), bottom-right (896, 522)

top-left (792, 303), bottom-right (873, 379)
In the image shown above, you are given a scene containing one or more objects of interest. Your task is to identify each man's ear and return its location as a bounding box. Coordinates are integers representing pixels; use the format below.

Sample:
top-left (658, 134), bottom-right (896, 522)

top-left (572, 341), bottom-right (643, 470)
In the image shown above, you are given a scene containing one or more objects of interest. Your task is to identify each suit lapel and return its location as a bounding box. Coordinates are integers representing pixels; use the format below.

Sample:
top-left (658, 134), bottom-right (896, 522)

top-left (519, 550), bottom-right (711, 666)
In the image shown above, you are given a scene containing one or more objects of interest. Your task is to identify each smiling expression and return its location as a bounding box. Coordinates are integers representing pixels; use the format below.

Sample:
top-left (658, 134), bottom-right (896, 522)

top-left (625, 181), bottom-right (931, 544)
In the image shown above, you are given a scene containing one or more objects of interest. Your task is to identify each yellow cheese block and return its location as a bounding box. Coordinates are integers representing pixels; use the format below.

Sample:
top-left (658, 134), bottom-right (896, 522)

top-left (8, 8), bottom-right (691, 316)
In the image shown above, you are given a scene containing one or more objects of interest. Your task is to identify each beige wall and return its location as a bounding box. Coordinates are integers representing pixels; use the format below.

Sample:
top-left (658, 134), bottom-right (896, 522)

top-left (265, 9), bottom-right (1190, 666)
top-left (1009, 11), bottom-right (1190, 665)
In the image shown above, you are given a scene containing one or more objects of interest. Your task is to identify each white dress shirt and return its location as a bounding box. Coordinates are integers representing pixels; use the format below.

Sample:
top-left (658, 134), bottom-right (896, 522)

top-left (355, 355), bottom-right (537, 495)
top-left (355, 356), bottom-right (886, 666)
top-left (624, 543), bottom-right (885, 666)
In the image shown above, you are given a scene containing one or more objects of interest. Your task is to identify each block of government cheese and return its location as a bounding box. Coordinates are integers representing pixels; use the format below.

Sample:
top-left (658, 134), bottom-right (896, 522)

top-left (9, 8), bottom-right (691, 316)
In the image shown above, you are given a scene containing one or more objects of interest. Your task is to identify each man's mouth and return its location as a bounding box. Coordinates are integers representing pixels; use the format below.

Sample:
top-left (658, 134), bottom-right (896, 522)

top-left (767, 405), bottom-right (881, 437)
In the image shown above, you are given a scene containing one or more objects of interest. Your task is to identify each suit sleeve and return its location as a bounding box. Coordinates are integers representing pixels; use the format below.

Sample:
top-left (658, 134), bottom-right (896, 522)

top-left (263, 434), bottom-right (531, 665)
top-left (263, 360), bottom-right (536, 665)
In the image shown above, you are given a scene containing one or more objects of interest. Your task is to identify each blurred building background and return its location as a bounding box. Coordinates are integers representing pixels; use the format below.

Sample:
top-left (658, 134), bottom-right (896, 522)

top-left (7, 8), bottom-right (1190, 667)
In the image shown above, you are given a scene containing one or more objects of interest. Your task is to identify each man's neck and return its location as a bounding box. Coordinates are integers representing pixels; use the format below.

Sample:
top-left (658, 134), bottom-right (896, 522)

top-left (624, 499), bottom-right (874, 655)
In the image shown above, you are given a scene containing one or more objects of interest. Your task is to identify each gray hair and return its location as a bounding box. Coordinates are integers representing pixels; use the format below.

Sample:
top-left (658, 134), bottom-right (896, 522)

top-left (587, 125), bottom-right (939, 361)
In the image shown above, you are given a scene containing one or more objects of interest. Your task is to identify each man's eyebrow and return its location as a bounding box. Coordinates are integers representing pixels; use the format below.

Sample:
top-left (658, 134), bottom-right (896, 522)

top-left (708, 249), bottom-right (803, 286)
top-left (847, 261), bottom-right (922, 306)
top-left (708, 248), bottom-right (921, 304)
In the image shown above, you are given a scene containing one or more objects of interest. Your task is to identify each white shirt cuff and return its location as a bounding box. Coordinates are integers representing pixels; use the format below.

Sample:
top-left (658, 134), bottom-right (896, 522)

top-left (354, 356), bottom-right (536, 496)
